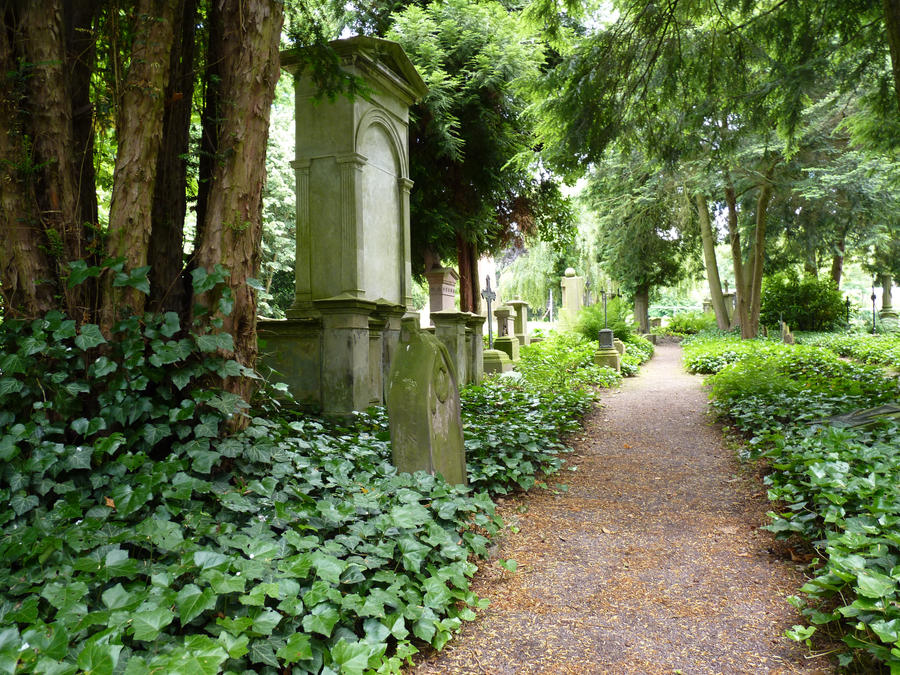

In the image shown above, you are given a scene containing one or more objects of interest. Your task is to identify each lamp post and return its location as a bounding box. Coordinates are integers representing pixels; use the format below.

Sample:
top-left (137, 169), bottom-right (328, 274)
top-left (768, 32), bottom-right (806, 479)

top-left (845, 297), bottom-right (851, 326)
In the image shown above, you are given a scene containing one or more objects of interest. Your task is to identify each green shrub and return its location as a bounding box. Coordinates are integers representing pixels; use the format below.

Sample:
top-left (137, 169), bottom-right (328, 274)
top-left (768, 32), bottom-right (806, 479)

top-left (759, 271), bottom-right (846, 331)
top-left (662, 311), bottom-right (717, 335)
top-left (573, 297), bottom-right (635, 342)
top-left (700, 334), bottom-right (900, 668)
top-left (518, 332), bottom-right (621, 392)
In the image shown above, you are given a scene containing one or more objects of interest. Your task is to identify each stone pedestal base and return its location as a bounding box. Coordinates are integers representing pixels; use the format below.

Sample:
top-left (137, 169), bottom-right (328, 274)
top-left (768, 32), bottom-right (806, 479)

top-left (594, 348), bottom-right (620, 372)
top-left (484, 348), bottom-right (513, 374)
top-left (879, 309), bottom-right (899, 320)
top-left (494, 335), bottom-right (520, 362)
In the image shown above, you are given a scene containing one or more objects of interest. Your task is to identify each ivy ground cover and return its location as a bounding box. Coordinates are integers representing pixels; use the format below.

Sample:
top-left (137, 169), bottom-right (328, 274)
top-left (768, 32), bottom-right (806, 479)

top-left (0, 315), bottom-right (617, 675)
top-left (690, 333), bottom-right (900, 670)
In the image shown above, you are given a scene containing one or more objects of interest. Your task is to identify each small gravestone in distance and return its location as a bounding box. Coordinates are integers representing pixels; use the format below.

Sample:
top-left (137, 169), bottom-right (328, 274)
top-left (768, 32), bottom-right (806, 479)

top-left (493, 305), bottom-right (520, 361)
top-left (480, 276), bottom-right (513, 373)
top-left (386, 317), bottom-right (467, 485)
top-left (594, 328), bottom-right (620, 371)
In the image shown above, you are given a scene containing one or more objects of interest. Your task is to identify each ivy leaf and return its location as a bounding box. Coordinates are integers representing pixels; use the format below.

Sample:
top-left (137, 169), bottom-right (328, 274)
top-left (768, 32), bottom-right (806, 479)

top-left (176, 584), bottom-right (216, 624)
top-left (857, 571), bottom-right (895, 598)
top-left (217, 631), bottom-right (249, 659)
top-left (250, 608), bottom-right (282, 635)
top-left (193, 551), bottom-right (229, 571)
top-left (130, 607), bottom-right (175, 641)
top-left (330, 640), bottom-right (372, 675)
top-left (195, 332), bottom-right (234, 353)
top-left (67, 260), bottom-right (103, 287)
top-left (164, 635), bottom-right (227, 675)
top-left (0, 378), bottom-right (23, 396)
top-left (311, 552), bottom-right (348, 585)
top-left (113, 266), bottom-right (151, 295)
top-left (160, 312), bottom-right (181, 337)
top-left (302, 603), bottom-right (340, 637)
top-left (276, 632), bottom-right (312, 663)
top-left (10, 492), bottom-right (38, 516)
top-left (101, 583), bottom-right (135, 610)
top-left (74, 324), bottom-right (106, 350)
top-left (389, 503), bottom-right (430, 529)
top-left (77, 642), bottom-right (123, 675)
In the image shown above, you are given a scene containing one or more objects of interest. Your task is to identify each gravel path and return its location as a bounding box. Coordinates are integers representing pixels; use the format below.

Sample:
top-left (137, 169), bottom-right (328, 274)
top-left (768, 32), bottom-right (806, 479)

top-left (412, 342), bottom-right (832, 675)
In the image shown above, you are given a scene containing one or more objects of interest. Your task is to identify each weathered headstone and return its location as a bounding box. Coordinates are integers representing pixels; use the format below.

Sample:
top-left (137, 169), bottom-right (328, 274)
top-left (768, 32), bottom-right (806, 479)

top-left (431, 311), bottom-right (469, 386)
top-left (559, 268), bottom-right (584, 330)
top-left (613, 338), bottom-right (626, 356)
top-left (386, 317), bottom-right (467, 485)
top-left (481, 276), bottom-right (514, 373)
top-left (425, 266), bottom-right (459, 313)
top-left (594, 328), bottom-right (620, 371)
top-left (506, 298), bottom-right (530, 347)
top-left (464, 313), bottom-right (486, 385)
top-left (782, 322), bottom-right (795, 345)
top-left (493, 305), bottom-right (520, 361)
top-left (258, 37), bottom-right (428, 416)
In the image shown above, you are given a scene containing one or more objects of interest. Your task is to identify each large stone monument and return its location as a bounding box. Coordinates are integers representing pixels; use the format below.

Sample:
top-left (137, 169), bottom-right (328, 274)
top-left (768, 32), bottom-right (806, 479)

top-left (879, 275), bottom-right (898, 327)
top-left (258, 37), bottom-right (428, 416)
top-left (559, 268), bottom-right (584, 331)
top-left (386, 318), bottom-right (467, 485)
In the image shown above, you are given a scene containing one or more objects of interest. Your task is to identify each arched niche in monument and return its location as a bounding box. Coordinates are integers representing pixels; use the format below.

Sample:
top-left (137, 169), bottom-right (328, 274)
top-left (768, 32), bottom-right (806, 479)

top-left (357, 112), bottom-right (405, 306)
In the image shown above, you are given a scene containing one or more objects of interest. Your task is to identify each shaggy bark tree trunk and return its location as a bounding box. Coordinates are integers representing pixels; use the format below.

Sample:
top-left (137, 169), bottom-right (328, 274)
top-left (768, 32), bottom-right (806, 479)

top-left (455, 234), bottom-right (480, 313)
top-left (20, 1), bottom-right (86, 317)
top-left (634, 283), bottom-right (650, 334)
top-left (64, 0), bottom-right (100, 320)
top-left (0, 6), bottom-right (62, 317)
top-left (103, 0), bottom-right (178, 325)
top-left (696, 193), bottom-right (729, 330)
top-left (747, 168), bottom-right (775, 337)
top-left (195, 0), bottom-right (223, 249)
top-left (830, 226), bottom-right (847, 286)
top-left (724, 177), bottom-right (750, 337)
top-left (149, 0), bottom-right (197, 319)
top-left (193, 0), bottom-right (283, 416)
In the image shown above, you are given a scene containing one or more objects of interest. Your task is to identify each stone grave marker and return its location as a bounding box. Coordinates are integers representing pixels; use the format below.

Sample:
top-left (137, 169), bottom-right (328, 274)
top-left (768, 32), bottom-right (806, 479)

top-left (559, 268), bottom-right (585, 330)
top-left (480, 276), bottom-right (513, 373)
top-left (386, 317), bottom-right (467, 485)
top-left (425, 266), bottom-right (459, 313)
top-left (506, 298), bottom-right (530, 347)
top-left (493, 305), bottom-right (520, 361)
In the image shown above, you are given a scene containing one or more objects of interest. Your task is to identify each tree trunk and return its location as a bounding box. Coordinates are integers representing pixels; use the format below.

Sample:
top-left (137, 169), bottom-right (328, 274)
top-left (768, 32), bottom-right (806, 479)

top-left (195, 0), bottom-right (223, 248)
top-left (884, 0), bottom-right (900, 114)
top-left (193, 0), bottom-right (283, 416)
top-left (747, 168), bottom-right (775, 337)
top-left (455, 234), bottom-right (479, 313)
top-left (724, 176), bottom-right (750, 337)
top-left (64, 0), bottom-right (100, 321)
top-left (103, 0), bottom-right (178, 325)
top-left (634, 283), bottom-right (650, 334)
top-left (883, 273), bottom-right (894, 311)
top-left (0, 12), bottom-right (58, 317)
top-left (696, 193), bottom-right (729, 330)
top-left (830, 232), bottom-right (846, 286)
top-left (149, 0), bottom-right (197, 319)
top-left (20, 1), bottom-right (85, 317)
top-left (64, 0), bottom-right (99, 233)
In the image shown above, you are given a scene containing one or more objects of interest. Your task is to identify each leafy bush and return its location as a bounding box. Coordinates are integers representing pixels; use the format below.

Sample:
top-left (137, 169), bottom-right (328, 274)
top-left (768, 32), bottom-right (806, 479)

top-left (799, 332), bottom-right (900, 370)
top-left (573, 296), bottom-right (635, 342)
top-left (0, 311), bottom-right (610, 674)
top-left (517, 332), bottom-right (621, 392)
top-left (701, 334), bottom-right (900, 668)
top-left (660, 310), bottom-right (717, 336)
top-left (621, 333), bottom-right (654, 363)
top-left (682, 332), bottom-right (779, 374)
top-left (759, 271), bottom-right (846, 331)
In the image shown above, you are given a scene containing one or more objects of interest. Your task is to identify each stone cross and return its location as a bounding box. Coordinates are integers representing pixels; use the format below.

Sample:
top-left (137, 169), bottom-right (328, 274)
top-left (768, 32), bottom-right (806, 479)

top-left (723, 279), bottom-right (730, 293)
top-left (481, 276), bottom-right (496, 349)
